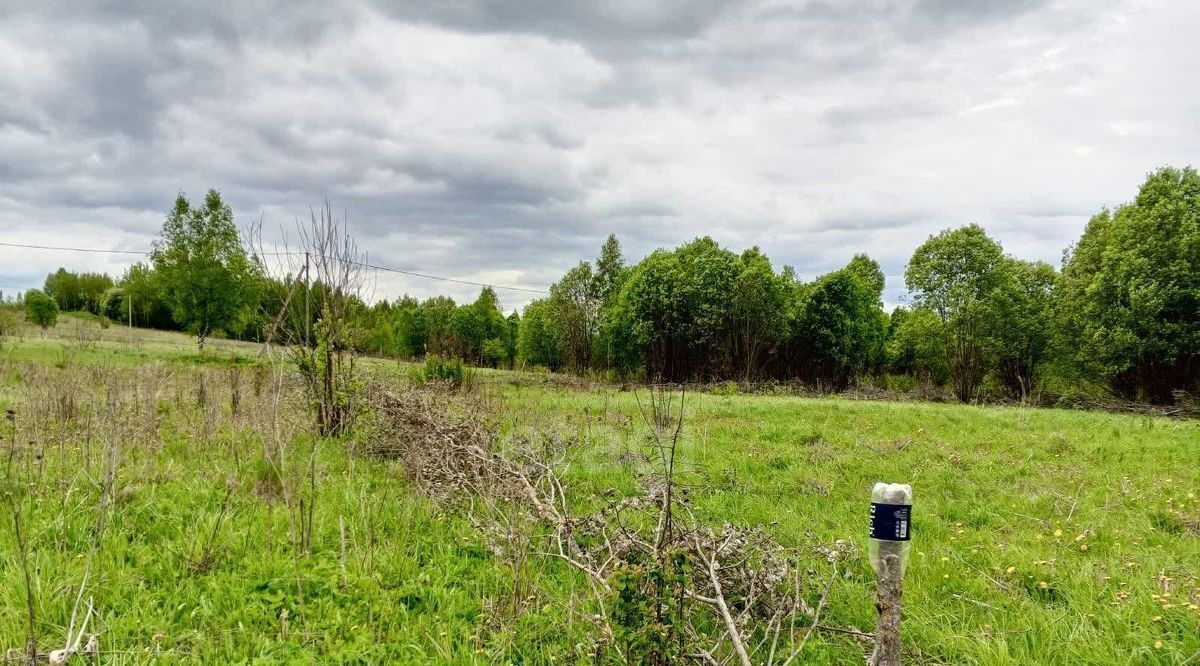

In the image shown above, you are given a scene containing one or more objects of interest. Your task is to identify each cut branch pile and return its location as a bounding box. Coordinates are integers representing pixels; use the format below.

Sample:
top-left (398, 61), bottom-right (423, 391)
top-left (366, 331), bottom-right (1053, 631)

top-left (364, 383), bottom-right (859, 665)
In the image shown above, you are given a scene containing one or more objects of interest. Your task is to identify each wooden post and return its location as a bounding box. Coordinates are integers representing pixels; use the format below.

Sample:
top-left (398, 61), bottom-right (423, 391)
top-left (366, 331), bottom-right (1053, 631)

top-left (868, 482), bottom-right (911, 666)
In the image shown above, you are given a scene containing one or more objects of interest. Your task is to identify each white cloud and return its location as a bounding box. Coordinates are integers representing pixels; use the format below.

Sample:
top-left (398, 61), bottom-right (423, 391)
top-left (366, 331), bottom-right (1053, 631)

top-left (1, 0), bottom-right (1197, 309)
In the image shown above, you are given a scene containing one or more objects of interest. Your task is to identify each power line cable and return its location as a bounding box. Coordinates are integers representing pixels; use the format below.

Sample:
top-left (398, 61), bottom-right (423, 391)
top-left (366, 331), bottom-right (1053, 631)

top-left (0, 241), bottom-right (148, 255)
top-left (0, 240), bottom-right (549, 294)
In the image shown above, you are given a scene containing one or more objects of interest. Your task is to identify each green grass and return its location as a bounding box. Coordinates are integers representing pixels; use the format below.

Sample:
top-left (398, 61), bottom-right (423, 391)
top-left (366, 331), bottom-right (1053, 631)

top-left (500, 387), bottom-right (1200, 664)
top-left (0, 323), bottom-right (1197, 664)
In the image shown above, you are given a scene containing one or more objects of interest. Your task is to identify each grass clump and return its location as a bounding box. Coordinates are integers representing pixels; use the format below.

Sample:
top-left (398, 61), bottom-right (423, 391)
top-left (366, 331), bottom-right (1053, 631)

top-left (412, 355), bottom-right (475, 390)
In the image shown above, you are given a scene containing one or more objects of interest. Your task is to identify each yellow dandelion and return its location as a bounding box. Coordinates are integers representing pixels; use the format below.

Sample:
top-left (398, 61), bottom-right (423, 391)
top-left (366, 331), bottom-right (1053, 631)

top-left (1053, 529), bottom-right (1063, 537)
top-left (1155, 640), bottom-right (1163, 649)
top-left (1006, 566), bottom-right (1016, 574)
top-left (941, 556), bottom-right (950, 562)
top-left (1038, 581), bottom-right (1049, 590)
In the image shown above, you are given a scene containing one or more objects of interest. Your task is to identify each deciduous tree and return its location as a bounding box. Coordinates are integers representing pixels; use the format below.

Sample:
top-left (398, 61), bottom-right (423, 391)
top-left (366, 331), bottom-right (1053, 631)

top-left (151, 190), bottom-right (260, 350)
top-left (24, 288), bottom-right (58, 331)
top-left (905, 224), bottom-right (1007, 402)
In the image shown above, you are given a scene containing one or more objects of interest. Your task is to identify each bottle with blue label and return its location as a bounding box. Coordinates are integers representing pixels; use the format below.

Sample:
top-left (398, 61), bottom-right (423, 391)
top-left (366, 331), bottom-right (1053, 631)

top-left (868, 482), bottom-right (912, 576)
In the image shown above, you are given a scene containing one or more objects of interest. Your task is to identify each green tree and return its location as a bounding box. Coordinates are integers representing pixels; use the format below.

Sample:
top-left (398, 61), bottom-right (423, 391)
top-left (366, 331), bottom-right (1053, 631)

top-left (24, 288), bottom-right (58, 331)
top-left (885, 306), bottom-right (949, 384)
top-left (594, 234), bottom-right (627, 309)
top-left (730, 247), bottom-right (788, 379)
top-left (984, 259), bottom-right (1057, 399)
top-left (593, 235), bottom-right (628, 372)
top-left (150, 190), bottom-right (261, 350)
top-left (119, 262), bottom-right (173, 329)
top-left (549, 262), bottom-right (598, 372)
top-left (504, 310), bottom-right (520, 367)
top-left (100, 287), bottom-right (125, 323)
top-left (517, 298), bottom-right (565, 371)
top-left (791, 265), bottom-right (885, 390)
top-left (78, 272), bottom-right (115, 314)
top-left (43, 268), bottom-right (82, 311)
top-left (846, 253), bottom-right (886, 303)
top-left (612, 237), bottom-right (740, 381)
top-left (481, 338), bottom-right (506, 368)
top-left (905, 224), bottom-right (1008, 402)
top-left (448, 288), bottom-right (507, 363)
top-left (1057, 167), bottom-right (1200, 402)
top-left (421, 296), bottom-right (457, 357)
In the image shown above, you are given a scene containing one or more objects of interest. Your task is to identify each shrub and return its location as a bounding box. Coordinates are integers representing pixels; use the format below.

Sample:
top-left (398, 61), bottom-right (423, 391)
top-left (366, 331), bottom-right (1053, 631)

top-left (24, 289), bottom-right (58, 330)
top-left (881, 373), bottom-right (917, 393)
top-left (420, 355), bottom-right (475, 390)
top-left (101, 287), bottom-right (125, 322)
top-left (0, 306), bottom-right (20, 338)
top-left (710, 380), bottom-right (740, 396)
top-left (481, 338), bottom-right (506, 368)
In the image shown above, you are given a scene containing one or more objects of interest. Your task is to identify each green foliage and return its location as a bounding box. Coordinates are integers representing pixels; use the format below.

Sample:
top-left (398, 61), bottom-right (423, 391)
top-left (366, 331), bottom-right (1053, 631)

top-left (151, 190), bottom-right (261, 350)
top-left (294, 306), bottom-right (362, 437)
top-left (119, 262), bottom-right (175, 329)
top-left (906, 224), bottom-right (1009, 402)
top-left (0, 305), bottom-right (19, 338)
top-left (611, 550), bottom-right (690, 665)
top-left (481, 338), bottom-right (506, 368)
top-left (792, 265), bottom-right (886, 389)
top-left (548, 262), bottom-right (599, 372)
top-left (23, 288), bottom-right (58, 330)
top-left (447, 287), bottom-right (509, 365)
top-left (613, 237), bottom-right (743, 381)
top-left (1057, 167), bottom-right (1200, 402)
top-left (1, 339), bottom-right (1199, 662)
top-left (100, 286), bottom-right (125, 322)
top-left (43, 268), bottom-right (114, 313)
top-left (517, 298), bottom-right (566, 371)
top-left (26, 166), bottom-right (1198, 406)
top-left (419, 355), bottom-right (475, 389)
top-left (730, 247), bottom-right (789, 379)
top-left (984, 259), bottom-right (1057, 399)
top-left (885, 307), bottom-right (949, 384)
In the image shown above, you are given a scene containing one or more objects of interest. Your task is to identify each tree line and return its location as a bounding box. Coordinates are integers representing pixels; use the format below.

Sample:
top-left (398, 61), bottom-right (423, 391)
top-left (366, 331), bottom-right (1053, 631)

top-left (13, 167), bottom-right (1198, 405)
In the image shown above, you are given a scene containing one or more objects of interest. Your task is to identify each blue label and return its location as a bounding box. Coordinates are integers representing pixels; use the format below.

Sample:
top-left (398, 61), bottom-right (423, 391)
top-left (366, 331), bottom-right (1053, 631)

top-left (870, 502), bottom-right (911, 541)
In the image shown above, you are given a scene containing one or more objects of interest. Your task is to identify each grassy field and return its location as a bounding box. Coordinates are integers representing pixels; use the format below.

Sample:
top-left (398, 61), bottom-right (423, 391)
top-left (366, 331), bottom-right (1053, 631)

top-left (0, 318), bottom-right (1198, 664)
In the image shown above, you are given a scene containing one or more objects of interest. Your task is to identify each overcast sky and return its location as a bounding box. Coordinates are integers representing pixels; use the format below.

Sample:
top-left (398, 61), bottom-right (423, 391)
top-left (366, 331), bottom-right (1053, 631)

top-left (1, 0), bottom-right (1197, 311)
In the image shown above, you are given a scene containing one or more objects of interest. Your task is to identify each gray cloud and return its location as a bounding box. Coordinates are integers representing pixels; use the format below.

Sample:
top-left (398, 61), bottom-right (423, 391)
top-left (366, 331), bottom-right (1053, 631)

top-left (1, 0), bottom-right (1196, 309)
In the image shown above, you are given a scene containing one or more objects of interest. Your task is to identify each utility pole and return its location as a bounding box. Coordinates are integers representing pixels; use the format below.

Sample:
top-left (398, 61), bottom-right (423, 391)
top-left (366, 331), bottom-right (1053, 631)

top-left (304, 251), bottom-right (311, 347)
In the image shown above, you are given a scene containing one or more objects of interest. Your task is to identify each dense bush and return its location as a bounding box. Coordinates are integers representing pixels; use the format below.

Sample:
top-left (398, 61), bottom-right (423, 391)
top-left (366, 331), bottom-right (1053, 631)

top-left (24, 288), bottom-right (59, 330)
top-left (101, 287), bottom-right (125, 322)
top-left (417, 355), bottom-right (475, 390)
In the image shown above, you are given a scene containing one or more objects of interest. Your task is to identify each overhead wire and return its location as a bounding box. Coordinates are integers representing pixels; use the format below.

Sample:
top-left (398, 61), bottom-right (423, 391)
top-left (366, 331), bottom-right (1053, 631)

top-left (0, 239), bottom-right (549, 294)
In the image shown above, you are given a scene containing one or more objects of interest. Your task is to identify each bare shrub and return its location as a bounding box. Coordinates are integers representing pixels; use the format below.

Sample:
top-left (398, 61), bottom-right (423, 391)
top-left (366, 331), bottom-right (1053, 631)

top-left (249, 201), bottom-right (369, 437)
